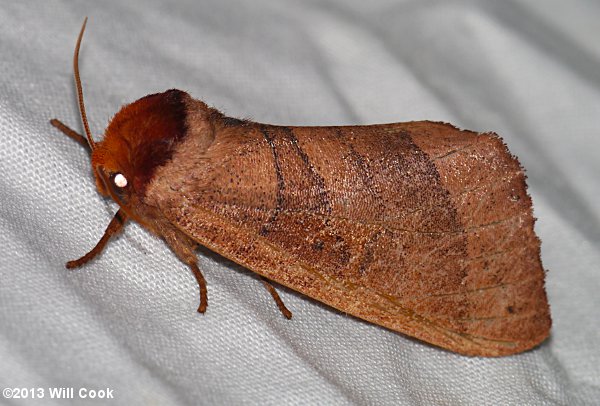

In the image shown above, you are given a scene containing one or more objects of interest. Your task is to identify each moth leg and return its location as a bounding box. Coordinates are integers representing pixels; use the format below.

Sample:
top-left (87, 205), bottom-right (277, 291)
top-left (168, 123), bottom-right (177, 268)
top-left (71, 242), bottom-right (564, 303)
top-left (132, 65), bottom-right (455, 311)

top-left (260, 277), bottom-right (292, 319)
top-left (50, 119), bottom-right (90, 151)
top-left (67, 209), bottom-right (128, 269)
top-left (160, 228), bottom-right (208, 313)
top-left (190, 262), bottom-right (208, 314)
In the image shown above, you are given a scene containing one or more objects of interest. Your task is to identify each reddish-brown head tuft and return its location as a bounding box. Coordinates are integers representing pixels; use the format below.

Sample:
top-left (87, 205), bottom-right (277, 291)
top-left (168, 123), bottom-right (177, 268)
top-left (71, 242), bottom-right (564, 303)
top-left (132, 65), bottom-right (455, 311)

top-left (91, 89), bottom-right (190, 200)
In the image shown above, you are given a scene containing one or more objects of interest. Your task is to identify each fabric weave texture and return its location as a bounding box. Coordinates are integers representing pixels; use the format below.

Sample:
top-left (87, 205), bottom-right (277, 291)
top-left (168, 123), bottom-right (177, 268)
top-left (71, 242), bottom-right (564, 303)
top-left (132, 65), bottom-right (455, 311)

top-left (1, 1), bottom-right (599, 405)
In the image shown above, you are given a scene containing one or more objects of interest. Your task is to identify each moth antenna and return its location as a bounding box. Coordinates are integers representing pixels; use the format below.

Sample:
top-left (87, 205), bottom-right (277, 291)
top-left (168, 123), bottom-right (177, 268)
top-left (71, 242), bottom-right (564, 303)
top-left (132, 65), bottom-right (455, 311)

top-left (73, 17), bottom-right (95, 150)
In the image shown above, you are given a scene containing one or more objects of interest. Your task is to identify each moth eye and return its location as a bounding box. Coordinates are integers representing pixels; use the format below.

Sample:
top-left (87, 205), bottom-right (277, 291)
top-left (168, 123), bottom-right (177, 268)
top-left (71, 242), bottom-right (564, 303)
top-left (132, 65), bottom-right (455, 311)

top-left (113, 173), bottom-right (128, 188)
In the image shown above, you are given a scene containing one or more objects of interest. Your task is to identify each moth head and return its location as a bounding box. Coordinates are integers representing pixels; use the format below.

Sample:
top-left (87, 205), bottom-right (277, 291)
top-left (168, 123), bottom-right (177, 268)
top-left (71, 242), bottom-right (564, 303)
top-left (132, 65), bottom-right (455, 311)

top-left (91, 136), bottom-right (134, 206)
top-left (90, 89), bottom-right (190, 207)
top-left (71, 20), bottom-right (206, 217)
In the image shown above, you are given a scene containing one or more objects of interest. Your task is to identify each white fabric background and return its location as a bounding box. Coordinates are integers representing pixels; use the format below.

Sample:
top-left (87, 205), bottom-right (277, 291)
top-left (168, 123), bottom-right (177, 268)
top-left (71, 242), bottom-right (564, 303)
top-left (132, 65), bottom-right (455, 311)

top-left (1, 1), bottom-right (599, 405)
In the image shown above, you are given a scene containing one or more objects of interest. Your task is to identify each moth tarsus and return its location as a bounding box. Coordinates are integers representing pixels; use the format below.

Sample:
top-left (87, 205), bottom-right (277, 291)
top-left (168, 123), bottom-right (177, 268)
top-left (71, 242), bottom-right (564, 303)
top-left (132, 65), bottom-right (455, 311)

top-left (261, 277), bottom-right (293, 320)
top-left (50, 118), bottom-right (90, 150)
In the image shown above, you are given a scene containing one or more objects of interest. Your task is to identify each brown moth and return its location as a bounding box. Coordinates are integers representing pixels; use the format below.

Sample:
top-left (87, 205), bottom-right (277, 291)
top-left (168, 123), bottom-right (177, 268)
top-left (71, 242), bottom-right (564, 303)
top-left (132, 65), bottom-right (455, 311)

top-left (51, 19), bottom-right (551, 356)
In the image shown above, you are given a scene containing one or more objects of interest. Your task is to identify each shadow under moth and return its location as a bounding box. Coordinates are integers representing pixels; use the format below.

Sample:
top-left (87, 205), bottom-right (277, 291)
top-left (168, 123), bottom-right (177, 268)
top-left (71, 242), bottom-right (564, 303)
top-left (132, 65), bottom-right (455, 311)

top-left (51, 19), bottom-right (551, 356)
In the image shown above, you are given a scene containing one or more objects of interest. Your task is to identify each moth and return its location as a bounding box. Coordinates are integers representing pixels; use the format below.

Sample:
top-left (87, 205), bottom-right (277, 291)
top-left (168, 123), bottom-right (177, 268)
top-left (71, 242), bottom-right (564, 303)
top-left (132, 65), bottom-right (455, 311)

top-left (51, 19), bottom-right (551, 356)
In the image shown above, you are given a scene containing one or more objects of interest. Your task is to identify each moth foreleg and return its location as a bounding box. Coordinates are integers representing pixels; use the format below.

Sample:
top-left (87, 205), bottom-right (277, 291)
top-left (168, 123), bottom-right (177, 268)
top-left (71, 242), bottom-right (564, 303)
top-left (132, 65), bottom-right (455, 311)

top-left (50, 119), bottom-right (91, 151)
top-left (260, 277), bottom-right (292, 320)
top-left (67, 209), bottom-right (128, 268)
